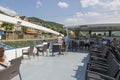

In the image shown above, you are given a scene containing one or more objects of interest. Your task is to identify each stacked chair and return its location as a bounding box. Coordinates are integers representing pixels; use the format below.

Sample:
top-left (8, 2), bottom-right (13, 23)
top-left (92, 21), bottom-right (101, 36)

top-left (85, 44), bottom-right (120, 80)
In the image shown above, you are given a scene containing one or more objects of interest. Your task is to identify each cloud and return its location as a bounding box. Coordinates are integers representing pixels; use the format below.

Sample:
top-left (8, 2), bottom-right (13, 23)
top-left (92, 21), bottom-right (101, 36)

top-left (64, 0), bottom-right (120, 26)
top-left (104, 0), bottom-right (120, 11)
top-left (80, 0), bottom-right (100, 8)
top-left (36, 1), bottom-right (42, 8)
top-left (75, 12), bottom-right (101, 17)
top-left (0, 6), bottom-right (17, 16)
top-left (65, 17), bottom-right (85, 25)
top-left (58, 1), bottom-right (69, 8)
top-left (80, 0), bottom-right (120, 11)
top-left (66, 18), bottom-right (84, 22)
top-left (64, 10), bottom-right (120, 26)
top-left (64, 11), bottom-right (108, 25)
top-left (65, 12), bottom-right (101, 25)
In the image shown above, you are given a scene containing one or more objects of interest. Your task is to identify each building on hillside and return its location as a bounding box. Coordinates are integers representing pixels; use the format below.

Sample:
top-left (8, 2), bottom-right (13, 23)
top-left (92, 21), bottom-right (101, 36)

top-left (14, 14), bottom-right (21, 19)
top-left (20, 16), bottom-right (38, 35)
top-left (20, 16), bottom-right (29, 22)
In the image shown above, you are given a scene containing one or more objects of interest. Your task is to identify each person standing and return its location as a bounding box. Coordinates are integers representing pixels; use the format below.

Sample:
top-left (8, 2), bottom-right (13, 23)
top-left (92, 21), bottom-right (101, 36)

top-left (64, 34), bottom-right (69, 52)
top-left (57, 34), bottom-right (63, 55)
top-left (58, 34), bottom-right (63, 44)
top-left (84, 38), bottom-right (90, 50)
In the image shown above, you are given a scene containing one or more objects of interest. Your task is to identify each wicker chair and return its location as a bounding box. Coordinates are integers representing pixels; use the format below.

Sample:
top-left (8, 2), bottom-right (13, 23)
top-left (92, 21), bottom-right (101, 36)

top-left (37, 44), bottom-right (48, 56)
top-left (10, 56), bottom-right (22, 80)
top-left (0, 56), bottom-right (22, 80)
top-left (22, 46), bottom-right (34, 59)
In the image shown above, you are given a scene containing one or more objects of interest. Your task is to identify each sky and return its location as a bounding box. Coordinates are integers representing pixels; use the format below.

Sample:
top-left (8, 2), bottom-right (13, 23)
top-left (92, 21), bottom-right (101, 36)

top-left (0, 0), bottom-right (120, 26)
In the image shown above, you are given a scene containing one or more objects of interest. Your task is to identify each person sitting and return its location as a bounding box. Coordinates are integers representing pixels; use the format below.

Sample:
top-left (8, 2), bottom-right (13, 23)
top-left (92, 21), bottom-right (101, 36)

top-left (111, 38), bottom-right (118, 44)
top-left (42, 40), bottom-right (48, 46)
top-left (102, 38), bottom-right (107, 45)
top-left (94, 38), bottom-right (101, 46)
top-left (37, 40), bottom-right (48, 56)
top-left (0, 47), bottom-right (10, 71)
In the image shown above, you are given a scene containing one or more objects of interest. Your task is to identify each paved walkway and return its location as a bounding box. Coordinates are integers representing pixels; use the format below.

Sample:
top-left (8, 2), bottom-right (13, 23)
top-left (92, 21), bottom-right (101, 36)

top-left (12, 52), bottom-right (89, 80)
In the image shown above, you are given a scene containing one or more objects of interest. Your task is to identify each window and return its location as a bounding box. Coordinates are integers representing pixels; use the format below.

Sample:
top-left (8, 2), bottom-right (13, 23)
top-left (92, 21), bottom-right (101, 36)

top-left (111, 31), bottom-right (120, 37)
top-left (91, 31), bottom-right (109, 37)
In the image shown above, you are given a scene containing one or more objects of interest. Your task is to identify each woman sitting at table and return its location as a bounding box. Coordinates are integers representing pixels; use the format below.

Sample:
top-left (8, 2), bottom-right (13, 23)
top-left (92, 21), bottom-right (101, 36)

top-left (0, 47), bottom-right (10, 71)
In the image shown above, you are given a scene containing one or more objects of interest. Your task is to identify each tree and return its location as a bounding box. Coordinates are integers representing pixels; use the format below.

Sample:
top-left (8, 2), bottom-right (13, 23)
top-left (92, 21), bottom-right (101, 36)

top-left (2, 22), bottom-right (14, 31)
top-left (1, 22), bottom-right (14, 39)
top-left (21, 26), bottom-right (28, 33)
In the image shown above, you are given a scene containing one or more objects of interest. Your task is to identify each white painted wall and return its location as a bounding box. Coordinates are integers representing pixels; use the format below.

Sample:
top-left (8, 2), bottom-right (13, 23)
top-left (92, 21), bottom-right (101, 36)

top-left (4, 44), bottom-right (42, 61)
top-left (5, 47), bottom-right (29, 61)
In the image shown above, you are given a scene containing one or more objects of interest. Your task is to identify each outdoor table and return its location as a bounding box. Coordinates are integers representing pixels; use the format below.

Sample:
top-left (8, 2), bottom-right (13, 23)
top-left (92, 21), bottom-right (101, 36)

top-left (51, 43), bottom-right (62, 56)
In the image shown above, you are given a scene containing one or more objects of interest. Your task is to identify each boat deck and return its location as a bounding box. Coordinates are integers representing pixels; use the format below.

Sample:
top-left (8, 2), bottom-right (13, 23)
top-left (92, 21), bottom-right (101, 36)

top-left (12, 51), bottom-right (89, 80)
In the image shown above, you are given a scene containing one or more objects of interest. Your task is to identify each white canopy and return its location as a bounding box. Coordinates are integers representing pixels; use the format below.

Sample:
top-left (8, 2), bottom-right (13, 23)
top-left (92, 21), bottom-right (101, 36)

top-left (0, 6), bottom-right (17, 16)
top-left (66, 23), bottom-right (120, 31)
top-left (0, 14), bottom-right (60, 35)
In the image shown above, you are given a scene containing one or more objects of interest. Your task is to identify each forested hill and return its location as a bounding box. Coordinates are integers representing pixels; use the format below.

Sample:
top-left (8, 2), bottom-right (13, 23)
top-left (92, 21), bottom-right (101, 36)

top-left (28, 17), bottom-right (66, 34)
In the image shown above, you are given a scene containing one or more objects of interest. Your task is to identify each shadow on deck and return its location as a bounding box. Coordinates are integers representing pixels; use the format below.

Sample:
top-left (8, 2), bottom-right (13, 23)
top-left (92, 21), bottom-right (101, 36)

top-left (72, 53), bottom-right (89, 80)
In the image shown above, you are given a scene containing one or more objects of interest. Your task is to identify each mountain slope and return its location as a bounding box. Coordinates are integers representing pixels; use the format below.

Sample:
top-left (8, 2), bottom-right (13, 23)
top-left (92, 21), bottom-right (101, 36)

top-left (28, 17), bottom-right (66, 34)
